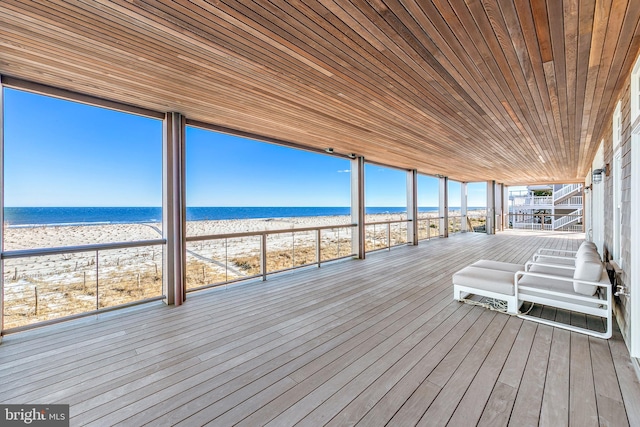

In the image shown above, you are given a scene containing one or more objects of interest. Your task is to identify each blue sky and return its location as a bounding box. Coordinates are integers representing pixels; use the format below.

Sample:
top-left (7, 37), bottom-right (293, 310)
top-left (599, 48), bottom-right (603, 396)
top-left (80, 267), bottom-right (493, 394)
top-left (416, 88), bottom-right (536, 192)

top-left (4, 88), bottom-right (487, 207)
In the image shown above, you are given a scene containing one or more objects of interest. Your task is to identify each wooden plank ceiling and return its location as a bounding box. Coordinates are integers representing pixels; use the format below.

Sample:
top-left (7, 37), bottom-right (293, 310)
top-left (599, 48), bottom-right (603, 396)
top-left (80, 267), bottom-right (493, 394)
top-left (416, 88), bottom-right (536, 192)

top-left (2, 1), bottom-right (640, 184)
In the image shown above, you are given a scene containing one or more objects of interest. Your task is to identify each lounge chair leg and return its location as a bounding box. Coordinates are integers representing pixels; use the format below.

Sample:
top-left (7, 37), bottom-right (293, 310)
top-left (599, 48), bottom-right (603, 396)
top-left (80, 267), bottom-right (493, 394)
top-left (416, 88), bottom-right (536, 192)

top-left (453, 286), bottom-right (469, 301)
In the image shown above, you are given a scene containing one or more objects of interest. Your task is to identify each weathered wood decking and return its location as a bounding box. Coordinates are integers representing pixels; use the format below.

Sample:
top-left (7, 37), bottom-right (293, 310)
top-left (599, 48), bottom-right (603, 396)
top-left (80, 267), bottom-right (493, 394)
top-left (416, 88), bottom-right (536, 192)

top-left (1, 231), bottom-right (639, 426)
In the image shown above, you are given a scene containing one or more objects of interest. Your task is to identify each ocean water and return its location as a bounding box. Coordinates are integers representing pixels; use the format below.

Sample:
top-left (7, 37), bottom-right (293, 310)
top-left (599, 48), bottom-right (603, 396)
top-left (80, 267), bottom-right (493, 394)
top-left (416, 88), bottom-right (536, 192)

top-left (2, 206), bottom-right (473, 227)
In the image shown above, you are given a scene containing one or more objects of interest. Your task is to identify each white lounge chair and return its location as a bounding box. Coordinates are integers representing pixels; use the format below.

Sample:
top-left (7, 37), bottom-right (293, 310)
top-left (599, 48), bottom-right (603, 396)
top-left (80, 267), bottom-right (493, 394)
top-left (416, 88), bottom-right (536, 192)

top-left (452, 243), bottom-right (612, 339)
top-left (531, 240), bottom-right (599, 266)
top-left (514, 267), bottom-right (612, 339)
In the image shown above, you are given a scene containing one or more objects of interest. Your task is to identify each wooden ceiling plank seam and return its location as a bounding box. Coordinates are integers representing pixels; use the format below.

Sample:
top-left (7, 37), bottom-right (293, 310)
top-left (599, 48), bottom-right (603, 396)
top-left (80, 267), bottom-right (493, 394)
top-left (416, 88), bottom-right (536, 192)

top-left (90, 0), bottom-right (388, 116)
top-left (511, 0), bottom-right (565, 162)
top-left (543, 61), bottom-right (567, 172)
top-left (188, 0), bottom-right (333, 77)
top-left (155, 0), bottom-right (490, 148)
top-left (352, 0), bottom-right (516, 137)
top-left (467, 0), bottom-right (559, 167)
top-left (563, 0), bottom-right (580, 170)
top-left (0, 18), bottom-right (355, 132)
top-left (379, 0), bottom-right (533, 162)
top-left (497, 0), bottom-right (563, 173)
top-left (407, 0), bottom-right (535, 157)
top-left (579, 0), bottom-right (613, 144)
top-left (425, 0), bottom-right (529, 144)
top-left (591, 0), bottom-right (640, 122)
top-left (582, 0), bottom-right (628, 150)
top-left (583, 0), bottom-right (640, 176)
top-left (288, 0), bottom-right (512, 147)
top-left (432, 0), bottom-right (550, 163)
top-left (345, 0), bottom-right (497, 126)
top-left (573, 0), bottom-right (596, 177)
top-left (0, 4), bottom-right (190, 88)
top-left (272, 0), bottom-right (436, 101)
top-left (399, 0), bottom-right (515, 132)
top-left (365, 0), bottom-right (488, 118)
top-left (523, 1), bottom-right (565, 167)
top-left (411, 2), bottom-right (556, 172)
top-left (547, 0), bottom-right (571, 168)
top-left (530, 0), bottom-right (554, 63)
top-left (529, 0), bottom-right (568, 162)
top-left (484, 0), bottom-right (557, 153)
top-left (85, 0), bottom-right (257, 66)
top-left (324, 0), bottom-right (528, 156)
top-left (215, 0), bottom-right (480, 142)
top-left (24, 0), bottom-right (350, 113)
top-left (444, 0), bottom-right (557, 166)
top-left (75, 0), bottom-right (472, 147)
top-left (292, 3), bottom-right (498, 145)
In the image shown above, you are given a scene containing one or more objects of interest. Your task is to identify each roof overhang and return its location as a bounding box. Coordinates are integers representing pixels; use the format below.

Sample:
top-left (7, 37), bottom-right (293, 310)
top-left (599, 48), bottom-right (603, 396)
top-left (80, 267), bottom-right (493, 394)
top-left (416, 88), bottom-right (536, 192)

top-left (2, 1), bottom-right (639, 184)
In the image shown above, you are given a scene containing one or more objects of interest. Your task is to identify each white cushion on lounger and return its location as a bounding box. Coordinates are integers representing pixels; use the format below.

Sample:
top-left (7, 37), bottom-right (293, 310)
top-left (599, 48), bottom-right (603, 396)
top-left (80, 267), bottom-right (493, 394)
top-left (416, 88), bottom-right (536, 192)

top-left (576, 244), bottom-right (598, 258)
top-left (573, 256), bottom-right (603, 296)
top-left (452, 266), bottom-right (515, 296)
top-left (471, 260), bottom-right (524, 273)
top-left (518, 273), bottom-right (574, 293)
top-left (580, 241), bottom-right (597, 249)
top-left (528, 263), bottom-right (574, 277)
top-left (534, 255), bottom-right (576, 266)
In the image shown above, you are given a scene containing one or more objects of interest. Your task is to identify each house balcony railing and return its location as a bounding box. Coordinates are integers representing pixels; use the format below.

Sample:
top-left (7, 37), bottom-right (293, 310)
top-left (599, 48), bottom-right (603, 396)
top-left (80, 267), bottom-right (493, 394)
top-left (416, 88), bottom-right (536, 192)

top-left (553, 208), bottom-right (583, 229)
top-left (514, 196), bottom-right (553, 207)
top-left (553, 183), bottom-right (582, 202)
top-left (508, 213), bottom-right (583, 232)
top-left (555, 196), bottom-right (583, 207)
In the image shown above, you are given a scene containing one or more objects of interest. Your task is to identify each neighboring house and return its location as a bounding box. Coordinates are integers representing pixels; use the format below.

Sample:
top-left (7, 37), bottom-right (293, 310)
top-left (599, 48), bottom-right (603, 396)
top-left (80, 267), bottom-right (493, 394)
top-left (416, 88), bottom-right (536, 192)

top-left (509, 184), bottom-right (583, 232)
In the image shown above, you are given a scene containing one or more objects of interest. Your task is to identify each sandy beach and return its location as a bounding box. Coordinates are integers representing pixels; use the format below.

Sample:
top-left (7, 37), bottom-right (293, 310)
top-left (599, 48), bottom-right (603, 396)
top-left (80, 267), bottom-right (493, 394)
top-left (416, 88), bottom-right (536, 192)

top-left (2, 211), bottom-right (485, 329)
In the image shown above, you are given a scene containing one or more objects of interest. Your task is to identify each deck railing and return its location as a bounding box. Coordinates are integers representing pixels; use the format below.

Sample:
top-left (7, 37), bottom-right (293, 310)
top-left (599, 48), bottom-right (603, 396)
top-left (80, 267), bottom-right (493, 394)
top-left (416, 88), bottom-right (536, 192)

top-left (1, 239), bottom-right (166, 331)
top-left (364, 219), bottom-right (411, 252)
top-left (417, 217), bottom-right (440, 240)
top-left (2, 215), bottom-right (491, 332)
top-left (185, 224), bottom-right (357, 291)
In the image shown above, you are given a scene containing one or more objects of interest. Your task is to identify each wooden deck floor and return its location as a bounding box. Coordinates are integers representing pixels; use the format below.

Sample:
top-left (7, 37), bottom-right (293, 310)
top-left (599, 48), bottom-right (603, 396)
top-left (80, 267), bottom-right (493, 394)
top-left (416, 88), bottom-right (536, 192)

top-left (1, 231), bottom-right (639, 426)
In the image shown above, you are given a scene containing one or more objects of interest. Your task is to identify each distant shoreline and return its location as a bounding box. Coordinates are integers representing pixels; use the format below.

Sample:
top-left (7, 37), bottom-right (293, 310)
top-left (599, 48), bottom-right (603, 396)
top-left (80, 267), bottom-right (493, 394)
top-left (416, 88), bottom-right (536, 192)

top-left (3, 206), bottom-right (487, 227)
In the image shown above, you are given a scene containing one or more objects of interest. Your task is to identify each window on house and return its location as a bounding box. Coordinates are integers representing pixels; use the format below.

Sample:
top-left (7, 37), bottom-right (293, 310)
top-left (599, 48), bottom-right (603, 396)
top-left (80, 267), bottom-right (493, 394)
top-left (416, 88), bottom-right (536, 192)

top-left (613, 101), bottom-right (622, 151)
top-left (631, 55), bottom-right (640, 126)
top-left (612, 101), bottom-right (622, 264)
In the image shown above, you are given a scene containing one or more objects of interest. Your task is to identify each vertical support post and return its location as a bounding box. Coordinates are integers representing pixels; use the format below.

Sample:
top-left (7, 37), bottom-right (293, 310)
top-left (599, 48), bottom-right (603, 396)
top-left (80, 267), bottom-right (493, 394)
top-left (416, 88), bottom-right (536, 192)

top-left (351, 156), bottom-right (365, 259)
top-left (486, 181), bottom-right (496, 234)
top-left (386, 223), bottom-right (391, 250)
top-left (460, 182), bottom-right (468, 232)
top-left (439, 176), bottom-right (448, 237)
top-left (495, 183), bottom-right (504, 232)
top-left (502, 185), bottom-right (509, 232)
top-left (95, 250), bottom-right (99, 309)
top-left (316, 229), bottom-right (321, 267)
top-left (1, 76), bottom-right (5, 340)
top-left (260, 233), bottom-right (267, 281)
top-left (407, 170), bottom-right (418, 245)
top-left (163, 112), bottom-right (186, 306)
